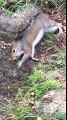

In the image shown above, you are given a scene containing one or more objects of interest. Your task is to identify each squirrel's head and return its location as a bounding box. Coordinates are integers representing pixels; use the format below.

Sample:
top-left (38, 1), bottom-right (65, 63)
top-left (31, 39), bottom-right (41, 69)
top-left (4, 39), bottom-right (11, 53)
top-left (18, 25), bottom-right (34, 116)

top-left (11, 41), bottom-right (24, 60)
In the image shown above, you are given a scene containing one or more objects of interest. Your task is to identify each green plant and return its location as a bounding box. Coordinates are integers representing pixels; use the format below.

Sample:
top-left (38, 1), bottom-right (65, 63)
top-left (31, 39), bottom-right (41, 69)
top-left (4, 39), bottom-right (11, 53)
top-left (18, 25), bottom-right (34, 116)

top-left (0, 0), bottom-right (4, 9)
top-left (0, 0), bottom-right (64, 11)
top-left (28, 0), bottom-right (61, 7)
top-left (51, 110), bottom-right (66, 120)
top-left (0, 97), bottom-right (36, 120)
top-left (45, 32), bottom-right (56, 41)
top-left (56, 111), bottom-right (66, 120)
top-left (28, 67), bottom-right (58, 99)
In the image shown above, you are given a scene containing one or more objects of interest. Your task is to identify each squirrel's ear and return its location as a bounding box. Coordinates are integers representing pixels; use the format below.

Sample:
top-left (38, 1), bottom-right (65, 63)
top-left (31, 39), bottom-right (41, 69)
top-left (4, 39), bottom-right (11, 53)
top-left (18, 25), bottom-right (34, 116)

top-left (11, 41), bottom-right (16, 46)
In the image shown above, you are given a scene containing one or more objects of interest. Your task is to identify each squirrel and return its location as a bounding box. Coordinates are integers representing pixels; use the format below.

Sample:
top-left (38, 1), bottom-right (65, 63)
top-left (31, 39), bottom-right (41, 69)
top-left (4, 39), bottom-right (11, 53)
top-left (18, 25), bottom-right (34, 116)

top-left (11, 13), bottom-right (63, 68)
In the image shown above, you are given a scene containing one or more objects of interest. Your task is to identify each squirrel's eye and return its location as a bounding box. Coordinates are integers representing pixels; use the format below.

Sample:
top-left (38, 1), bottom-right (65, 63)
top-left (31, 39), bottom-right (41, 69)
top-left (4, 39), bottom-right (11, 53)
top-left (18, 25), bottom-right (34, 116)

top-left (13, 50), bottom-right (15, 53)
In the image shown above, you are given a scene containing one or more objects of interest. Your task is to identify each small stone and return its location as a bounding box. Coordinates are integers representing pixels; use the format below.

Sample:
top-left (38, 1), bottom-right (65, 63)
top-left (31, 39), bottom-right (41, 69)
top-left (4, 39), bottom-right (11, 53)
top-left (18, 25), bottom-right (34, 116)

top-left (29, 101), bottom-right (35, 106)
top-left (41, 91), bottom-right (55, 101)
top-left (30, 92), bottom-right (35, 97)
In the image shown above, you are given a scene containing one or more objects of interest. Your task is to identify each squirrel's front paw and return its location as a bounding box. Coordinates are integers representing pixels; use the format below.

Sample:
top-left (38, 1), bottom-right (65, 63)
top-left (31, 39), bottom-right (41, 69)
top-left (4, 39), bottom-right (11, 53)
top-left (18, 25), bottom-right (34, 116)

top-left (17, 61), bottom-right (23, 68)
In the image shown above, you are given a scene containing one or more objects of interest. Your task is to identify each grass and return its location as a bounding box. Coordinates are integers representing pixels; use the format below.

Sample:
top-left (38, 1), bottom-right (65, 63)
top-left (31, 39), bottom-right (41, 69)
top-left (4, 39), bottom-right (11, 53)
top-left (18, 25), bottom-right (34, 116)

top-left (0, 91), bottom-right (36, 120)
top-left (0, 0), bottom-right (4, 9)
top-left (0, 0), bottom-right (65, 12)
top-left (50, 110), bottom-right (66, 120)
top-left (39, 111), bottom-right (66, 120)
top-left (27, 67), bottom-right (58, 100)
top-left (0, 63), bottom-right (62, 120)
top-left (44, 32), bottom-right (66, 69)
top-left (56, 111), bottom-right (66, 120)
